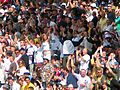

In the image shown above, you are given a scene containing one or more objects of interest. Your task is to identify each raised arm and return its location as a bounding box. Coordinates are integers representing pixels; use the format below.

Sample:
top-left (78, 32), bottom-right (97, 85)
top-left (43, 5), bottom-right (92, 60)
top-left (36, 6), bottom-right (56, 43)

top-left (67, 55), bottom-right (71, 70)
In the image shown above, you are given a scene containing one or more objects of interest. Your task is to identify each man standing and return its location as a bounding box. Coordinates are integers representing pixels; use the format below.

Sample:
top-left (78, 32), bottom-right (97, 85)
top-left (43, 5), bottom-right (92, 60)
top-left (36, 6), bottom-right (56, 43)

top-left (72, 69), bottom-right (91, 90)
top-left (99, 11), bottom-right (108, 32)
top-left (24, 77), bottom-right (35, 90)
top-left (41, 58), bottom-right (54, 88)
top-left (107, 5), bottom-right (115, 23)
top-left (8, 77), bottom-right (20, 90)
top-left (78, 48), bottom-right (90, 71)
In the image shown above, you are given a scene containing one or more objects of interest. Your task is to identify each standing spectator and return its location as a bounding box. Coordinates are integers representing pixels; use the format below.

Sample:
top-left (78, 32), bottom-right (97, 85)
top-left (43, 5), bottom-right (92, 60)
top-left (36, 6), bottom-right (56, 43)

top-left (92, 12), bottom-right (98, 27)
top-left (18, 79), bottom-right (27, 90)
top-left (76, 48), bottom-right (90, 71)
top-left (24, 77), bottom-right (35, 90)
top-left (0, 54), bottom-right (5, 83)
top-left (41, 32), bottom-right (51, 61)
top-left (7, 77), bottom-right (20, 90)
top-left (72, 69), bottom-right (91, 90)
top-left (41, 58), bottom-right (54, 88)
top-left (99, 11), bottom-right (108, 32)
top-left (19, 48), bottom-right (29, 70)
top-left (16, 60), bottom-right (28, 76)
top-left (107, 5), bottom-right (116, 23)
top-left (107, 72), bottom-right (120, 90)
top-left (8, 56), bottom-right (17, 74)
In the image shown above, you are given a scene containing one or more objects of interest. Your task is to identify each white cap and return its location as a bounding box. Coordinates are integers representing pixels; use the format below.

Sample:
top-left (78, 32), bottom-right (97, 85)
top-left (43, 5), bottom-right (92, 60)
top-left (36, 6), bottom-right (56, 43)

top-left (11, 5), bottom-right (16, 8)
top-left (105, 32), bottom-right (111, 38)
top-left (68, 84), bottom-right (73, 88)
top-left (91, 3), bottom-right (96, 8)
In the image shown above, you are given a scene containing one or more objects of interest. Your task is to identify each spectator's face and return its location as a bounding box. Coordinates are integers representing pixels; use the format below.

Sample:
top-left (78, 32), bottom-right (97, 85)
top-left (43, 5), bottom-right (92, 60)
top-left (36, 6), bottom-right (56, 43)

top-left (43, 34), bottom-right (47, 41)
top-left (11, 47), bottom-right (15, 52)
top-left (60, 68), bottom-right (64, 73)
top-left (106, 20), bottom-right (111, 25)
top-left (3, 88), bottom-right (8, 90)
top-left (83, 48), bottom-right (87, 55)
top-left (20, 50), bottom-right (25, 54)
top-left (80, 70), bottom-right (86, 77)
top-left (102, 51), bottom-right (106, 57)
top-left (21, 6), bottom-right (26, 12)
top-left (101, 12), bottom-right (105, 18)
top-left (66, 17), bottom-right (71, 23)
top-left (32, 73), bottom-right (37, 79)
top-left (9, 56), bottom-right (14, 62)
top-left (20, 41), bottom-right (25, 46)
top-left (97, 70), bottom-right (102, 76)
top-left (102, 83), bottom-right (107, 89)
top-left (108, 7), bottom-right (112, 12)
top-left (53, 10), bottom-right (57, 15)
top-left (71, 19), bottom-right (75, 24)
top-left (18, 61), bottom-right (24, 67)
top-left (25, 78), bottom-right (31, 84)
top-left (8, 79), bottom-right (14, 86)
top-left (5, 34), bottom-right (9, 39)
top-left (19, 80), bottom-right (24, 86)
top-left (6, 46), bottom-right (11, 51)
top-left (44, 60), bottom-right (48, 65)
top-left (15, 50), bottom-right (19, 56)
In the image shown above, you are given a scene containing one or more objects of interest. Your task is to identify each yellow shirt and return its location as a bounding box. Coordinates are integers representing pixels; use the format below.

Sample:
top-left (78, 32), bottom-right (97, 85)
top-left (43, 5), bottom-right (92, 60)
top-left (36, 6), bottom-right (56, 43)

top-left (21, 84), bottom-right (26, 90)
top-left (99, 18), bottom-right (108, 32)
top-left (24, 83), bottom-right (35, 90)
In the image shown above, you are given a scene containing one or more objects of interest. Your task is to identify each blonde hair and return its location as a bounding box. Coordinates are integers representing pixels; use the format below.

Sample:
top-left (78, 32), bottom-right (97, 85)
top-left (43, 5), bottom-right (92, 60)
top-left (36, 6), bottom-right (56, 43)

top-left (18, 59), bottom-right (25, 66)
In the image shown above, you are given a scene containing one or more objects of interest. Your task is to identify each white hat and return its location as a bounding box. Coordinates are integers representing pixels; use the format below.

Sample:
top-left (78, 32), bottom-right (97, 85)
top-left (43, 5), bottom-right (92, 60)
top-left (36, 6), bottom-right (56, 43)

top-left (61, 3), bottom-right (66, 8)
top-left (105, 32), bottom-right (111, 38)
top-left (91, 3), bottom-right (96, 8)
top-left (52, 3), bottom-right (57, 7)
top-left (68, 84), bottom-right (73, 88)
top-left (11, 5), bottom-right (16, 8)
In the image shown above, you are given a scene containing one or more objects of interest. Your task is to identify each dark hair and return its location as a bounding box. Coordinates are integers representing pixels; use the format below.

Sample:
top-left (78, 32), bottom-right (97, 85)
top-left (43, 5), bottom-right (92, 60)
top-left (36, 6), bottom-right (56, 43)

top-left (107, 72), bottom-right (113, 78)
top-left (0, 24), bottom-right (2, 28)
top-left (25, 77), bottom-right (30, 80)
top-left (28, 87), bottom-right (34, 90)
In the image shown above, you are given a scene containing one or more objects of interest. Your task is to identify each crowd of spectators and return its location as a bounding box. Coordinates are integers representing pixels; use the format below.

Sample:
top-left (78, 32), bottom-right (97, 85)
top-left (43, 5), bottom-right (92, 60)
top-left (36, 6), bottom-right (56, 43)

top-left (0, 0), bottom-right (120, 90)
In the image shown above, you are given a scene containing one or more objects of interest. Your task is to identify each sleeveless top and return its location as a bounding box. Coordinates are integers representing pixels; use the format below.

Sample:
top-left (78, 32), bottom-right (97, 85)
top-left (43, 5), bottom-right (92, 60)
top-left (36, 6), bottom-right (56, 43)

top-left (42, 41), bottom-right (50, 51)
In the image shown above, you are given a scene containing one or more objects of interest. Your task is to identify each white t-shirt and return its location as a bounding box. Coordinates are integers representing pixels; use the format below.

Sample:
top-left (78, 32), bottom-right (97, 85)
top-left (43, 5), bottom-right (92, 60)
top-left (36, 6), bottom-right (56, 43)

top-left (0, 63), bottom-right (5, 83)
top-left (3, 57), bottom-right (11, 71)
top-left (63, 40), bottom-right (74, 55)
top-left (17, 66), bottom-right (28, 76)
top-left (34, 47), bottom-right (43, 63)
top-left (103, 25), bottom-right (113, 32)
top-left (10, 82), bottom-right (20, 90)
top-left (42, 41), bottom-right (50, 51)
top-left (74, 73), bottom-right (91, 90)
top-left (79, 54), bottom-right (90, 70)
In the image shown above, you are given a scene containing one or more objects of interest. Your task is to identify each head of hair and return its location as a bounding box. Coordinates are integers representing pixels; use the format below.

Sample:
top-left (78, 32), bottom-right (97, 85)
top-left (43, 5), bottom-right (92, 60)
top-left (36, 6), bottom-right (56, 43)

top-left (28, 87), bottom-right (34, 90)
top-left (107, 72), bottom-right (113, 78)
top-left (18, 59), bottom-right (25, 66)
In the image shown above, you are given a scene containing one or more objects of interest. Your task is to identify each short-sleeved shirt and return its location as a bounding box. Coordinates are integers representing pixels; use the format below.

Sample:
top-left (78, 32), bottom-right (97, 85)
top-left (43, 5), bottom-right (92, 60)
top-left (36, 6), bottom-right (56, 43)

top-left (24, 82), bottom-right (35, 90)
top-left (79, 54), bottom-right (90, 70)
top-left (42, 63), bottom-right (54, 82)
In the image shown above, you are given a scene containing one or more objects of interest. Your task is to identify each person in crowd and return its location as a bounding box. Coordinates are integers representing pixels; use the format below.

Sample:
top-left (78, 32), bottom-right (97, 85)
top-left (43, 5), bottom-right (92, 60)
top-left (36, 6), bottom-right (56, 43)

top-left (72, 69), bottom-right (91, 90)
top-left (7, 77), bottom-right (20, 90)
top-left (16, 59), bottom-right (28, 76)
top-left (8, 56), bottom-right (17, 74)
top-left (24, 77), bottom-right (35, 90)
top-left (0, 0), bottom-right (119, 89)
